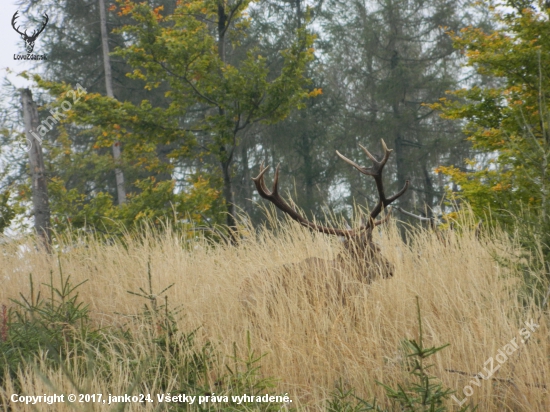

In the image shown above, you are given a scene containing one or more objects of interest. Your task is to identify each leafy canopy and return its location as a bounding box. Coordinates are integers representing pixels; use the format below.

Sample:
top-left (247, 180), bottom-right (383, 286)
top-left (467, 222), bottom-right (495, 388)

top-left (431, 2), bottom-right (550, 226)
top-left (23, 0), bottom-right (315, 236)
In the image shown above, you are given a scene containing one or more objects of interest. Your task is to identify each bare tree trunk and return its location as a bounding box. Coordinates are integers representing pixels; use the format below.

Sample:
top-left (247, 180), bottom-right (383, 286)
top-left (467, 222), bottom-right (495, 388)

top-left (422, 165), bottom-right (434, 216)
top-left (296, 0), bottom-right (302, 29)
top-left (20, 89), bottom-right (51, 252)
top-left (99, 0), bottom-right (126, 205)
top-left (394, 133), bottom-right (410, 207)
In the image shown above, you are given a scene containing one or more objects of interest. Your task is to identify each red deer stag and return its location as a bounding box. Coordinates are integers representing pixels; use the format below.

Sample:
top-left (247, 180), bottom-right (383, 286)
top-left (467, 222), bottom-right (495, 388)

top-left (240, 139), bottom-right (409, 311)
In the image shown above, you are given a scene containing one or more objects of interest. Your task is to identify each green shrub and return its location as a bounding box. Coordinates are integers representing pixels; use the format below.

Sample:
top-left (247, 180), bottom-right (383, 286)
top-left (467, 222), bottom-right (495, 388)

top-left (1, 260), bottom-right (285, 411)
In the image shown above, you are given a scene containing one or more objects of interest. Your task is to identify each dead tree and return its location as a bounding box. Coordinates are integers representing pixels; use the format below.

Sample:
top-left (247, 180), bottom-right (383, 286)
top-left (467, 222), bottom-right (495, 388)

top-left (20, 88), bottom-right (51, 251)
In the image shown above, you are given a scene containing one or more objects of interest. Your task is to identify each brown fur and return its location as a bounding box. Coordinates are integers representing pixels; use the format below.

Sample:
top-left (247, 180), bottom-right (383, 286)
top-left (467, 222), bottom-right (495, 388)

top-left (240, 234), bottom-right (394, 317)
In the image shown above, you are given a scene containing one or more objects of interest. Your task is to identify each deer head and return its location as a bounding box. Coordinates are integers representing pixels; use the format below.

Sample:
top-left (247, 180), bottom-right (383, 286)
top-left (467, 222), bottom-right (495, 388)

top-left (12, 11), bottom-right (49, 54)
top-left (252, 139), bottom-right (409, 280)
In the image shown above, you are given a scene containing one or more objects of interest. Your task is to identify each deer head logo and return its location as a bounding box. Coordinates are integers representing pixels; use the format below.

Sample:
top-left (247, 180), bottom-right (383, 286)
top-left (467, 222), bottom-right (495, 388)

top-left (11, 11), bottom-right (49, 54)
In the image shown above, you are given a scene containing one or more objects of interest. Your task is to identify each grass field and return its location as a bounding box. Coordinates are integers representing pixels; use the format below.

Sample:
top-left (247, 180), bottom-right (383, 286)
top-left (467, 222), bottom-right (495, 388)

top-left (0, 220), bottom-right (548, 411)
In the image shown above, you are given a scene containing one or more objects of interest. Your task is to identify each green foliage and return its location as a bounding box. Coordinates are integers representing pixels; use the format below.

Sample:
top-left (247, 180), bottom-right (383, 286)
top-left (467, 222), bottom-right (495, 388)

top-left (430, 1), bottom-right (550, 286)
top-left (328, 382), bottom-right (382, 412)
top-left (0, 165), bottom-right (24, 234)
top-left (21, 0), bottom-right (314, 236)
top-left (0, 260), bottom-right (284, 411)
top-left (431, 3), bottom-right (550, 226)
top-left (28, 76), bottom-right (223, 236)
top-left (47, 173), bottom-right (222, 234)
top-left (0, 265), bottom-right (104, 394)
top-left (113, 0), bottom-right (315, 229)
top-left (328, 297), bottom-right (474, 412)
top-left (115, 1), bottom-right (315, 133)
top-left (0, 190), bottom-right (16, 234)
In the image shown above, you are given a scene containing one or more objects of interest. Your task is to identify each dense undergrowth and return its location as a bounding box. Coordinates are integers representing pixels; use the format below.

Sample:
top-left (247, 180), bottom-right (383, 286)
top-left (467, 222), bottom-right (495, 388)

top-left (0, 218), bottom-right (548, 411)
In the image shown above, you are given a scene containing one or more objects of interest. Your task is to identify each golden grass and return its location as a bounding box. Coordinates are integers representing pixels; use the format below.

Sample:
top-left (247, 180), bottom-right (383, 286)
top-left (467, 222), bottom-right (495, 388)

top-left (0, 221), bottom-right (549, 411)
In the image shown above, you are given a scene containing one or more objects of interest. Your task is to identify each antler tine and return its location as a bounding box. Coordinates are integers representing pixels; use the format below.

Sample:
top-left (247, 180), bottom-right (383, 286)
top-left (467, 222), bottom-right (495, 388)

top-left (359, 139), bottom-right (392, 168)
top-left (336, 150), bottom-right (374, 176)
top-left (380, 138), bottom-right (390, 154)
top-left (357, 144), bottom-right (378, 163)
top-left (379, 138), bottom-right (393, 164)
top-left (252, 163), bottom-right (272, 197)
top-left (386, 180), bottom-right (409, 203)
top-left (336, 139), bottom-right (409, 229)
top-left (373, 206), bottom-right (392, 227)
top-left (337, 139), bottom-right (393, 178)
top-left (366, 180), bottom-right (409, 225)
top-left (252, 164), bottom-right (355, 238)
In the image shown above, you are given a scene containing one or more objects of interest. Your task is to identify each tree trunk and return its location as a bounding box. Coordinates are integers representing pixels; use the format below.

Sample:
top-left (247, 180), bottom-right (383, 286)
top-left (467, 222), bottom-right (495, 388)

top-left (99, 0), bottom-right (126, 205)
top-left (304, 149), bottom-right (314, 212)
top-left (298, 123), bottom-right (314, 212)
top-left (221, 156), bottom-right (237, 235)
top-left (20, 89), bottom-right (51, 252)
top-left (422, 165), bottom-right (434, 217)
top-left (156, 144), bottom-right (174, 182)
top-left (217, 1), bottom-right (238, 241)
top-left (394, 133), bottom-right (410, 209)
top-left (296, 0), bottom-right (302, 29)
top-left (240, 142), bottom-right (252, 216)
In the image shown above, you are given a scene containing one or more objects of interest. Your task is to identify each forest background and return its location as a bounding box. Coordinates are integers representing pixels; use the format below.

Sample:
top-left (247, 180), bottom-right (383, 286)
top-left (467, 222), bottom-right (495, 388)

top-left (0, 0), bottom-right (548, 259)
top-left (2, 2), bottom-right (550, 411)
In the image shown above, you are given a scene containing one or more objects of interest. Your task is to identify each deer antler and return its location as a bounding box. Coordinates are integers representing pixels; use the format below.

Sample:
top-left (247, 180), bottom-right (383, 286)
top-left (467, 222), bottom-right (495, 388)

top-left (336, 139), bottom-right (409, 223)
top-left (253, 164), bottom-right (356, 237)
top-left (252, 140), bottom-right (409, 237)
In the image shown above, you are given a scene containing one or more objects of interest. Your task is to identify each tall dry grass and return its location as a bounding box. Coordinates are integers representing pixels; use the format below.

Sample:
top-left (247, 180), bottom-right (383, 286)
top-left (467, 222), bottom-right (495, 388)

top-left (0, 220), bottom-right (548, 411)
